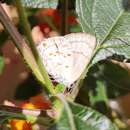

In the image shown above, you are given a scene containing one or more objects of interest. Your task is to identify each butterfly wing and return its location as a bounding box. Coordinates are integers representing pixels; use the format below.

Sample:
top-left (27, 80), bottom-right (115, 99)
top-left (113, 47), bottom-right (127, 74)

top-left (37, 33), bottom-right (96, 87)
top-left (65, 33), bottom-right (96, 84)
top-left (37, 36), bottom-right (74, 86)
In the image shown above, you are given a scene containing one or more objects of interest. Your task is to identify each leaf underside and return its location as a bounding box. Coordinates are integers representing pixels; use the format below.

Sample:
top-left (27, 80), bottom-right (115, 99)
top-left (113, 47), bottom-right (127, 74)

top-left (76, 0), bottom-right (130, 65)
top-left (49, 95), bottom-right (118, 130)
top-left (21, 0), bottom-right (58, 8)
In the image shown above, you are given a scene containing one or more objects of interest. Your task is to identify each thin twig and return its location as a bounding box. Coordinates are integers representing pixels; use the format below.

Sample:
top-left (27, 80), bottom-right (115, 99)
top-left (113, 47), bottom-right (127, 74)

top-left (0, 2), bottom-right (55, 94)
top-left (14, 0), bottom-right (54, 94)
top-left (60, 0), bottom-right (69, 35)
top-left (0, 3), bottom-right (23, 54)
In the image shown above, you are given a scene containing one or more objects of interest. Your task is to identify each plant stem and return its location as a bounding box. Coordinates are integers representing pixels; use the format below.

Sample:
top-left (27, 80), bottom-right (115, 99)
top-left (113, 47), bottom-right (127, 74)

top-left (14, 0), bottom-right (55, 94)
top-left (0, 3), bottom-right (23, 55)
top-left (60, 0), bottom-right (69, 35)
top-left (0, 2), bottom-right (46, 86)
top-left (0, 2), bottom-right (54, 94)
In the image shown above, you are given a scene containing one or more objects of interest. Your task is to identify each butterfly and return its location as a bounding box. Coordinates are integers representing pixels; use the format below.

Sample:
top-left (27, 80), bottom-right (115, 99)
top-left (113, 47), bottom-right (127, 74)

top-left (37, 33), bottom-right (96, 88)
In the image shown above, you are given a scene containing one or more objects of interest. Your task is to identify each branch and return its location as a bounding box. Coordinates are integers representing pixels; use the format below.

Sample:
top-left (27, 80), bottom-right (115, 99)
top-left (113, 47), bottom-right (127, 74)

top-left (60, 0), bottom-right (69, 35)
top-left (14, 0), bottom-right (55, 94)
top-left (0, 2), bottom-right (55, 94)
top-left (0, 3), bottom-right (23, 54)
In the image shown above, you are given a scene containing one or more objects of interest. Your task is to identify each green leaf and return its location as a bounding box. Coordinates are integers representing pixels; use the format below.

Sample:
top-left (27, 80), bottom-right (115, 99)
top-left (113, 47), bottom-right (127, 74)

top-left (0, 56), bottom-right (4, 75)
top-left (92, 39), bottom-right (130, 64)
top-left (86, 61), bottom-right (130, 98)
top-left (50, 95), bottom-right (118, 130)
top-left (76, 0), bottom-right (130, 64)
top-left (70, 102), bottom-right (118, 130)
top-left (89, 80), bottom-right (108, 106)
top-left (55, 83), bottom-right (65, 94)
top-left (69, 24), bottom-right (82, 33)
top-left (21, 0), bottom-right (58, 8)
top-left (92, 0), bottom-right (130, 64)
top-left (92, 0), bottom-right (129, 44)
top-left (76, 0), bottom-right (95, 34)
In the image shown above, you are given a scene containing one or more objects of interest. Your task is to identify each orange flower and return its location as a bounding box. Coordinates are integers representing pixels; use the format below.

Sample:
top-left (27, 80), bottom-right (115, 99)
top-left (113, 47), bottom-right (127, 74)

top-left (38, 8), bottom-right (77, 33)
top-left (10, 120), bottom-right (32, 130)
top-left (19, 94), bottom-right (52, 109)
top-left (30, 94), bottom-right (52, 109)
top-left (9, 93), bottom-right (51, 130)
top-left (10, 102), bottom-right (35, 130)
top-left (40, 8), bottom-right (56, 17)
top-left (20, 102), bottom-right (36, 109)
top-left (38, 23), bottom-right (52, 35)
top-left (68, 16), bottom-right (77, 24)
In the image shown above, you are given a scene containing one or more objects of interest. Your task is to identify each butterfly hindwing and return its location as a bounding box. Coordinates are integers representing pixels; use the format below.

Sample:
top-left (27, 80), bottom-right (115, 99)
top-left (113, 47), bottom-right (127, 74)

top-left (65, 33), bottom-right (96, 83)
top-left (37, 33), bottom-right (96, 87)
top-left (37, 36), bottom-right (73, 86)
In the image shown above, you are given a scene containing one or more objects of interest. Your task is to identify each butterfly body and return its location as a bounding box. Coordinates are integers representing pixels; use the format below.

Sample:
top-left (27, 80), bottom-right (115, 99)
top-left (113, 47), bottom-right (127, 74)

top-left (37, 33), bottom-right (96, 88)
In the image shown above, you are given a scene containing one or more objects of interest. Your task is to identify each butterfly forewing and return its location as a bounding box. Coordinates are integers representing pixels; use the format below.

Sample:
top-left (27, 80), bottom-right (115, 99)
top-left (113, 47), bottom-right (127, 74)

top-left (65, 33), bottom-right (96, 83)
top-left (37, 33), bottom-right (96, 87)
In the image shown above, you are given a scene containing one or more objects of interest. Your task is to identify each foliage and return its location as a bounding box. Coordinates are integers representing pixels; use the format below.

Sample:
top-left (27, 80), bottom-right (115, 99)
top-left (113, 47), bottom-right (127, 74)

top-left (86, 61), bottom-right (130, 99)
top-left (76, 0), bottom-right (130, 65)
top-left (0, 55), bottom-right (4, 74)
top-left (21, 0), bottom-right (58, 8)
top-left (0, 0), bottom-right (130, 130)
top-left (49, 95), bottom-right (117, 130)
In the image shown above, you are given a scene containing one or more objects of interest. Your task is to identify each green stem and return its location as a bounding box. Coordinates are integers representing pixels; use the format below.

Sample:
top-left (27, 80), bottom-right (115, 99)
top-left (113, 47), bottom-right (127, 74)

top-left (14, 0), bottom-right (55, 94)
top-left (60, 0), bottom-right (69, 35)
top-left (0, 2), bottom-right (46, 86)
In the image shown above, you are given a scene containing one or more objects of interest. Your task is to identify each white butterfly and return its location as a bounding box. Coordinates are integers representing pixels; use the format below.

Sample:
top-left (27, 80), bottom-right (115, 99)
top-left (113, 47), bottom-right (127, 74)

top-left (37, 33), bottom-right (96, 87)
